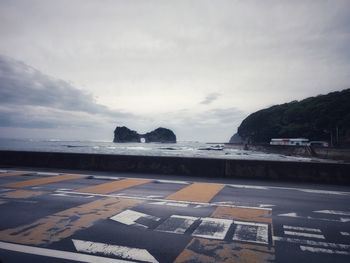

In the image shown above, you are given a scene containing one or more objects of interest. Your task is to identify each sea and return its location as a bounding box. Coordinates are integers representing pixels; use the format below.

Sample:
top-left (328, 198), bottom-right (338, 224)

top-left (0, 138), bottom-right (326, 162)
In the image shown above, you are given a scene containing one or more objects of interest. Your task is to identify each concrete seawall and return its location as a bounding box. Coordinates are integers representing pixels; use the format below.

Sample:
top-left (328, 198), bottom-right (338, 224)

top-left (0, 150), bottom-right (349, 185)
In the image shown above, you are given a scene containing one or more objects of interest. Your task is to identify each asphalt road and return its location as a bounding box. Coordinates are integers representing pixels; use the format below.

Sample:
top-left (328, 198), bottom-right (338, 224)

top-left (0, 167), bottom-right (349, 263)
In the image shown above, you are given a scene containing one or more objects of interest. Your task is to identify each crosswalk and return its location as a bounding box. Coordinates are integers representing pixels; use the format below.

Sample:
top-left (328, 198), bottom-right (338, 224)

top-left (274, 225), bottom-right (350, 256)
top-left (0, 169), bottom-right (350, 262)
top-left (110, 209), bottom-right (271, 245)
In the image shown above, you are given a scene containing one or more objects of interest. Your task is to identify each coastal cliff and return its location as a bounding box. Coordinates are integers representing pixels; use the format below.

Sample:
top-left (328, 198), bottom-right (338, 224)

top-left (231, 89), bottom-right (350, 146)
top-left (114, 126), bottom-right (176, 143)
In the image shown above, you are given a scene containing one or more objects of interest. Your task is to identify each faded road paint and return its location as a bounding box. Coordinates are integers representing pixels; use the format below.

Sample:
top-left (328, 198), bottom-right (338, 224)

top-left (4, 174), bottom-right (83, 188)
top-left (0, 197), bottom-right (142, 245)
top-left (110, 209), bottom-right (160, 228)
top-left (174, 238), bottom-right (275, 263)
top-left (173, 201), bottom-right (274, 262)
top-left (211, 206), bottom-right (272, 224)
top-left (283, 225), bottom-right (321, 233)
top-left (0, 241), bottom-right (134, 263)
top-left (233, 221), bottom-right (269, 245)
top-left (192, 218), bottom-right (232, 240)
top-left (156, 215), bottom-right (198, 234)
top-left (166, 183), bottom-right (225, 203)
top-left (73, 239), bottom-right (159, 263)
top-left (78, 178), bottom-right (152, 194)
top-left (0, 189), bottom-right (47, 199)
top-left (0, 171), bottom-right (32, 177)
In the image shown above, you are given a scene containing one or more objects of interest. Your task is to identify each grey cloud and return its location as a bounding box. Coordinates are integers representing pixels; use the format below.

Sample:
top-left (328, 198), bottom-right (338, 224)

top-left (0, 55), bottom-right (132, 117)
top-left (0, 55), bottom-right (133, 130)
top-left (151, 107), bottom-right (246, 142)
top-left (200, 93), bottom-right (221, 105)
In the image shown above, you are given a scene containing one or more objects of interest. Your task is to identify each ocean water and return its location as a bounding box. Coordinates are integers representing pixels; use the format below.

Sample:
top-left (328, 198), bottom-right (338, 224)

top-left (0, 138), bottom-right (323, 162)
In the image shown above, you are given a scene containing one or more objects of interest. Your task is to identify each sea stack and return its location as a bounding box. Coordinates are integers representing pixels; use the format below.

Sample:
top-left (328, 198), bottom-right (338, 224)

top-left (113, 126), bottom-right (176, 143)
top-left (113, 126), bottom-right (140, 143)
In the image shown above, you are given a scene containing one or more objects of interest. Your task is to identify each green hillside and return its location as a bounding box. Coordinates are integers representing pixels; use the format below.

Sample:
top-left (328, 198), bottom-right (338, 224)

top-left (237, 89), bottom-right (350, 146)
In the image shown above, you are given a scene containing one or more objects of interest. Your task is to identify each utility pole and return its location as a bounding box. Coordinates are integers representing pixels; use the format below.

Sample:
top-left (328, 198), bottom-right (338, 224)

top-left (336, 125), bottom-right (339, 146)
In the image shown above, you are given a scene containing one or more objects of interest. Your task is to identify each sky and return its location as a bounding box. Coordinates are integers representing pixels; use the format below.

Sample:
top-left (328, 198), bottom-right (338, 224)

top-left (0, 0), bottom-right (350, 142)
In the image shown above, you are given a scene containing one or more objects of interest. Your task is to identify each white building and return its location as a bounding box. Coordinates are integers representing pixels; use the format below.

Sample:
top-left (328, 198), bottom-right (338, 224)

top-left (270, 138), bottom-right (309, 146)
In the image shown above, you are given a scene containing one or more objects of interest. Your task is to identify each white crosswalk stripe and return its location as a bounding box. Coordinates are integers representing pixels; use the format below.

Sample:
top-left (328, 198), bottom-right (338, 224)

top-left (300, 245), bottom-right (350, 255)
top-left (156, 215), bottom-right (198, 234)
top-left (284, 231), bottom-right (325, 239)
top-left (192, 217), bottom-right (233, 240)
top-left (233, 221), bottom-right (269, 244)
top-left (73, 239), bottom-right (159, 263)
top-left (283, 225), bottom-right (321, 233)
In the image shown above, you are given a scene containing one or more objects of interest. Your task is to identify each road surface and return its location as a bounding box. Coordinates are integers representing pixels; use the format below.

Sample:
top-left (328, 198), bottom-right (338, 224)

top-left (0, 167), bottom-right (349, 263)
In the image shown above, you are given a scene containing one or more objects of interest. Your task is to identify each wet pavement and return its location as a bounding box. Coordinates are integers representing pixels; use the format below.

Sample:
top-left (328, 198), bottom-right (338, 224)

top-left (0, 167), bottom-right (349, 263)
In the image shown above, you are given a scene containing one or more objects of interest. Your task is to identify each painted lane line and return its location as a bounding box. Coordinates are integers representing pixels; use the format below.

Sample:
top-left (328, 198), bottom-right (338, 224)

top-left (233, 221), bottom-right (267, 227)
top-left (146, 195), bottom-right (164, 199)
top-left (284, 231), bottom-right (325, 239)
top-left (90, 175), bottom-right (120, 180)
top-left (278, 212), bottom-right (350, 223)
top-left (259, 204), bottom-right (275, 208)
top-left (55, 190), bottom-right (272, 211)
top-left (212, 201), bottom-right (274, 208)
top-left (57, 188), bottom-right (73, 191)
top-left (73, 239), bottom-right (158, 263)
top-left (314, 210), bottom-right (350, 216)
top-left (51, 193), bottom-right (94, 199)
top-left (31, 187), bottom-right (44, 190)
top-left (0, 200), bottom-right (7, 205)
top-left (273, 236), bottom-right (350, 250)
top-left (340, 232), bottom-right (350, 236)
top-left (233, 221), bottom-right (269, 245)
top-left (0, 241), bottom-right (135, 263)
top-left (283, 225), bottom-right (321, 233)
top-left (224, 182), bottom-right (350, 196)
top-left (36, 172), bottom-right (61, 176)
top-left (156, 179), bottom-right (189, 185)
top-left (297, 189), bottom-right (350, 196)
top-left (5, 174), bottom-right (84, 188)
top-left (0, 188), bottom-right (12, 192)
top-left (150, 201), bottom-right (189, 207)
top-left (77, 178), bottom-right (152, 194)
top-left (156, 215), bottom-right (198, 234)
top-left (299, 245), bottom-right (350, 255)
top-left (110, 209), bottom-right (160, 228)
top-left (228, 184), bottom-right (268, 190)
top-left (192, 217), bottom-right (232, 240)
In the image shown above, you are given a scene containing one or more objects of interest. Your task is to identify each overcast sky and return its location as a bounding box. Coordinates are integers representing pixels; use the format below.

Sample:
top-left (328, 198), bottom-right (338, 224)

top-left (1, 0), bottom-right (350, 142)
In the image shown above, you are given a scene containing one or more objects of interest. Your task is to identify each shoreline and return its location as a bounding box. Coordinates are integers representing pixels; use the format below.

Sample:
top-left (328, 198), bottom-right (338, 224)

top-left (225, 143), bottom-right (350, 162)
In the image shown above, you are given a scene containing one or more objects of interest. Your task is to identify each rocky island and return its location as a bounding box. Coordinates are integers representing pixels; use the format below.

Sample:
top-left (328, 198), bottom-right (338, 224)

top-left (113, 126), bottom-right (176, 143)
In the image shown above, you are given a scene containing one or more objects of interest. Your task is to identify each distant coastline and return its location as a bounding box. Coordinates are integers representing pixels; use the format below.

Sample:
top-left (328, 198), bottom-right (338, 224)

top-left (225, 143), bottom-right (350, 162)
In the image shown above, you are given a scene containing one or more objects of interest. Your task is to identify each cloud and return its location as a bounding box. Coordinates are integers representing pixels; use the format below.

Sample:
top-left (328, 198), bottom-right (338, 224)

top-left (0, 55), bottom-right (131, 117)
top-left (148, 107), bottom-right (247, 142)
top-left (200, 93), bottom-right (221, 105)
top-left (0, 55), bottom-right (133, 132)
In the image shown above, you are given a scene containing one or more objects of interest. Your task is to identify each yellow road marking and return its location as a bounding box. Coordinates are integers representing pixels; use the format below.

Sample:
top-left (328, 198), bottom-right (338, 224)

top-left (166, 183), bottom-right (224, 203)
top-left (174, 238), bottom-right (275, 263)
top-left (77, 178), bottom-right (152, 194)
top-left (4, 174), bottom-right (83, 188)
top-left (211, 206), bottom-right (272, 224)
top-left (0, 190), bottom-right (47, 199)
top-left (0, 172), bottom-right (31, 177)
top-left (0, 197), bottom-right (142, 245)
